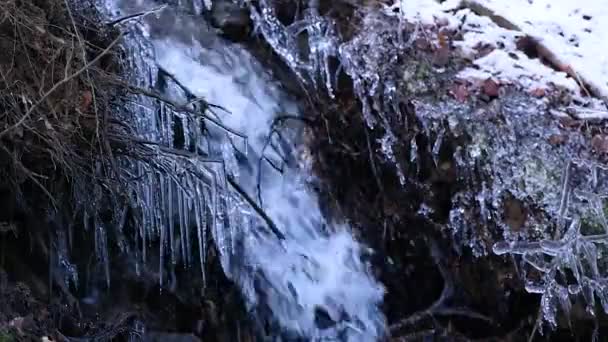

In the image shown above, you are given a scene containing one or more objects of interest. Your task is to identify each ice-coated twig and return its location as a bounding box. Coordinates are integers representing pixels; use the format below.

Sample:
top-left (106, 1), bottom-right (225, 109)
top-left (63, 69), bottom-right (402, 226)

top-left (227, 175), bottom-right (285, 241)
top-left (107, 4), bottom-right (168, 27)
top-left (493, 162), bottom-right (608, 328)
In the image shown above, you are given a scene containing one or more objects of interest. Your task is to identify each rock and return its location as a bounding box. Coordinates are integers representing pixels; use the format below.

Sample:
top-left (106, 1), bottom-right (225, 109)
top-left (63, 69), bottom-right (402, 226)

top-left (208, 1), bottom-right (251, 42)
top-left (482, 78), bottom-right (500, 98)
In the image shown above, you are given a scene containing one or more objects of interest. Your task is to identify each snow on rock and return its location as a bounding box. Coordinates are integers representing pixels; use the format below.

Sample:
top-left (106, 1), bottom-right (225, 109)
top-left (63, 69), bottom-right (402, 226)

top-left (469, 0), bottom-right (608, 100)
top-left (385, 0), bottom-right (608, 104)
top-left (384, 0), bottom-right (458, 26)
top-left (452, 8), bottom-right (579, 93)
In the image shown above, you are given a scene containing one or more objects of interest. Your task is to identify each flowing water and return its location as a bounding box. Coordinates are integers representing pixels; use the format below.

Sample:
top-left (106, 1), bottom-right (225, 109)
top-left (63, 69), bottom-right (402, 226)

top-left (95, 1), bottom-right (386, 340)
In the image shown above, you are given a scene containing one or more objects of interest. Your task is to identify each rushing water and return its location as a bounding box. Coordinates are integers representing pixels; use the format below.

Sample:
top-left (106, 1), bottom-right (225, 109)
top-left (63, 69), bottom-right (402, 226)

top-left (97, 0), bottom-right (386, 340)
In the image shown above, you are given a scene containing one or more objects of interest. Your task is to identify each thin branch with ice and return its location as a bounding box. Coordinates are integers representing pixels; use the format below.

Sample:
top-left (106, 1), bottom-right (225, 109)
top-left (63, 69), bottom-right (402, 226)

top-left (107, 4), bottom-right (168, 27)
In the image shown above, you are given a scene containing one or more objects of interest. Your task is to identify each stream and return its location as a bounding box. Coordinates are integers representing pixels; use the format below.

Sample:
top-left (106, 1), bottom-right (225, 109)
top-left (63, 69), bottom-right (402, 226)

top-left (98, 1), bottom-right (386, 340)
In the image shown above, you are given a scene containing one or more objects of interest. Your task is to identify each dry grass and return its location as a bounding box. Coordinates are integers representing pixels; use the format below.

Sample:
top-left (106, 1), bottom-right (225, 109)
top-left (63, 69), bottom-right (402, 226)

top-left (0, 0), bottom-right (129, 207)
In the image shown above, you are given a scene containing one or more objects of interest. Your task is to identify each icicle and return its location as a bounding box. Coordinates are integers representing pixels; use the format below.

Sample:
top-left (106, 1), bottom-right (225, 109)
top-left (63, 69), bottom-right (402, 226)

top-left (378, 131), bottom-right (405, 185)
top-left (114, 204), bottom-right (129, 253)
top-left (83, 209), bottom-right (90, 231)
top-left (410, 137), bottom-right (418, 165)
top-left (492, 240), bottom-right (543, 255)
top-left (184, 179), bottom-right (193, 266)
top-left (158, 102), bottom-right (166, 143)
top-left (301, 8), bottom-right (339, 97)
top-left (178, 185), bottom-right (188, 266)
top-left (200, 186), bottom-right (208, 287)
top-left (168, 180), bottom-right (176, 265)
top-left (94, 215), bottom-right (110, 288)
top-left (192, 0), bottom-right (205, 14)
top-left (141, 173), bottom-right (151, 263)
top-left (182, 115), bottom-right (191, 151)
top-left (166, 107), bottom-right (174, 145)
top-left (135, 231), bottom-right (141, 277)
top-left (194, 180), bottom-right (207, 284)
top-left (140, 203), bottom-right (147, 265)
top-left (539, 239), bottom-right (566, 256)
top-left (249, 0), bottom-right (309, 84)
top-left (525, 280), bottom-right (546, 294)
top-left (159, 175), bottom-right (166, 288)
top-left (432, 128), bottom-right (445, 166)
top-left (541, 285), bottom-right (559, 327)
top-left (55, 228), bottom-right (78, 288)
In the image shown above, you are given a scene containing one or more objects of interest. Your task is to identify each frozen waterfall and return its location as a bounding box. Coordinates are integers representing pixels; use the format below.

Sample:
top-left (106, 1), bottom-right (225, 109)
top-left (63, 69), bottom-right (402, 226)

top-left (98, 1), bottom-right (386, 340)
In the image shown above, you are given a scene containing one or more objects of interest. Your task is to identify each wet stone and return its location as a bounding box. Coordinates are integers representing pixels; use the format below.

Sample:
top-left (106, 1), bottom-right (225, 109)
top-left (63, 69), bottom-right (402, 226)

top-left (208, 1), bottom-right (251, 42)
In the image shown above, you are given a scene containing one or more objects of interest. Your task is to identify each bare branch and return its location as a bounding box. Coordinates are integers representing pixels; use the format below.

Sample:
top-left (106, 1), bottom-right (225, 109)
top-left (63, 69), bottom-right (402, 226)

top-left (227, 175), bottom-right (286, 240)
top-left (106, 4), bottom-right (168, 27)
top-left (0, 32), bottom-right (124, 139)
top-left (112, 80), bottom-right (247, 141)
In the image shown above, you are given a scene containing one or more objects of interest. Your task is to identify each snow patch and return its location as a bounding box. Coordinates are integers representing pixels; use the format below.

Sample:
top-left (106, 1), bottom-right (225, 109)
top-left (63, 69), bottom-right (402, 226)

top-left (452, 8), bottom-right (578, 92)
top-left (385, 0), bottom-right (455, 25)
top-left (387, 0), bottom-right (608, 103)
top-left (471, 0), bottom-right (608, 99)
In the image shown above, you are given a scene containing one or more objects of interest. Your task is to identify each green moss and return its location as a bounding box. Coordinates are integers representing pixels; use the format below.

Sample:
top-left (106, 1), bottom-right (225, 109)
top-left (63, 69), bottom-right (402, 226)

top-left (581, 215), bottom-right (604, 235)
top-left (415, 61), bottom-right (431, 80)
top-left (520, 156), bottom-right (564, 202)
top-left (0, 331), bottom-right (15, 342)
top-left (401, 60), bottom-right (437, 95)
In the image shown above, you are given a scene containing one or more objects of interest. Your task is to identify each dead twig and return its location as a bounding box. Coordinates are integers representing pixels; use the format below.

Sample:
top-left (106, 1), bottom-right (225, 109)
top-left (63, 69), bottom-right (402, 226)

top-left (0, 32), bottom-right (124, 139)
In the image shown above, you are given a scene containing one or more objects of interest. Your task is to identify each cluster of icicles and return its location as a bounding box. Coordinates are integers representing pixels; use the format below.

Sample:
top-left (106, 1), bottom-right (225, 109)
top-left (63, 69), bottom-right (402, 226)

top-left (248, 0), bottom-right (415, 185)
top-left (56, 0), bottom-right (389, 340)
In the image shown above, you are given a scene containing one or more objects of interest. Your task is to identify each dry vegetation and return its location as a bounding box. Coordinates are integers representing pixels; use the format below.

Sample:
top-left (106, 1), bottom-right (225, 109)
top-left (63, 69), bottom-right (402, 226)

top-left (0, 0), bottom-right (137, 338)
top-left (0, 0), bottom-right (129, 207)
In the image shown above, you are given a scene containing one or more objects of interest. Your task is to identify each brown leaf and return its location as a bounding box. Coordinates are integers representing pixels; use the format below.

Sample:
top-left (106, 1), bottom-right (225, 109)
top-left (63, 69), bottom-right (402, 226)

top-left (558, 117), bottom-right (582, 128)
top-left (530, 87), bottom-right (546, 98)
top-left (438, 30), bottom-right (449, 48)
top-left (548, 134), bottom-right (567, 146)
top-left (80, 90), bottom-right (93, 112)
top-left (415, 37), bottom-right (431, 51)
top-left (432, 45), bottom-right (450, 66)
top-left (482, 78), bottom-right (500, 98)
top-left (591, 135), bottom-right (608, 153)
top-left (450, 83), bottom-right (469, 102)
top-left (504, 198), bottom-right (527, 232)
